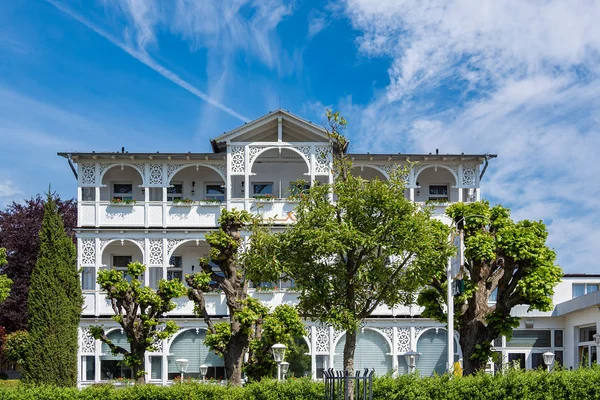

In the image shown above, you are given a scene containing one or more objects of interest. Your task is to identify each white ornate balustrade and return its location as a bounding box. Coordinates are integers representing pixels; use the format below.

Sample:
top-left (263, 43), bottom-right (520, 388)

top-left (81, 290), bottom-right (421, 317)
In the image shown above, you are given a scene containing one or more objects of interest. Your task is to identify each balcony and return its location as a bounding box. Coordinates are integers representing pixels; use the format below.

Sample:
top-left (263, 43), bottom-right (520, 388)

top-left (78, 201), bottom-right (223, 228)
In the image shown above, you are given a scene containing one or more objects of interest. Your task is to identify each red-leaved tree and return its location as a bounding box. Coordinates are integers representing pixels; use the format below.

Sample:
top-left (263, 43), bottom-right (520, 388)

top-left (0, 195), bottom-right (76, 332)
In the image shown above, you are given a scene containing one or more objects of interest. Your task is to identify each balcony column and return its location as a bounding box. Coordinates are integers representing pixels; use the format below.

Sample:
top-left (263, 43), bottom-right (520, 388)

top-left (310, 326), bottom-right (317, 380)
top-left (226, 146), bottom-right (232, 210)
top-left (144, 186), bottom-right (150, 228)
top-left (310, 147), bottom-right (316, 185)
top-left (409, 165), bottom-right (415, 201)
top-left (328, 326), bottom-right (335, 369)
top-left (77, 187), bottom-right (83, 228)
top-left (162, 187), bottom-right (167, 228)
top-left (244, 145), bottom-right (250, 210)
top-left (94, 238), bottom-right (100, 317)
top-left (162, 238), bottom-right (168, 284)
top-left (144, 238), bottom-right (150, 287)
top-left (457, 164), bottom-right (463, 203)
top-left (392, 327), bottom-right (399, 377)
top-left (94, 163), bottom-right (100, 228)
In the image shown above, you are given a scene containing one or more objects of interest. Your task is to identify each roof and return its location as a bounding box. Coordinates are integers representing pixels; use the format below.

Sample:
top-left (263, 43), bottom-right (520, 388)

top-left (57, 152), bottom-right (225, 161)
top-left (210, 109), bottom-right (329, 152)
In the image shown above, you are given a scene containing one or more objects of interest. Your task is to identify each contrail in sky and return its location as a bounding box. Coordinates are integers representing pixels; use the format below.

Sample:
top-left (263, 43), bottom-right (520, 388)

top-left (45, 0), bottom-right (249, 122)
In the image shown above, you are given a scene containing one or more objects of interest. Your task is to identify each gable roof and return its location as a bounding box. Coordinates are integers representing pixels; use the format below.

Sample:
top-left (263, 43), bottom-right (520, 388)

top-left (210, 109), bottom-right (329, 152)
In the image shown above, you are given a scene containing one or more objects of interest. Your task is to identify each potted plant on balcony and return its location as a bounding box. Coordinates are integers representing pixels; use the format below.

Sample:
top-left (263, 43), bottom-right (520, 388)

top-left (198, 198), bottom-right (223, 206)
top-left (110, 198), bottom-right (137, 206)
top-left (172, 198), bottom-right (195, 206)
top-left (254, 194), bottom-right (277, 202)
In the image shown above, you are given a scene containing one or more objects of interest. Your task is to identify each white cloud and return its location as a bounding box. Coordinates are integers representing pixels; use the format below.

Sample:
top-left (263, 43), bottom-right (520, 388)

top-left (338, 0), bottom-right (600, 273)
top-left (0, 179), bottom-right (22, 203)
top-left (308, 12), bottom-right (329, 40)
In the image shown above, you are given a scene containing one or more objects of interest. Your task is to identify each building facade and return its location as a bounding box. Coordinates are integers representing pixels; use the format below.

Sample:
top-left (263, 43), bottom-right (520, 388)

top-left (59, 110), bottom-right (599, 386)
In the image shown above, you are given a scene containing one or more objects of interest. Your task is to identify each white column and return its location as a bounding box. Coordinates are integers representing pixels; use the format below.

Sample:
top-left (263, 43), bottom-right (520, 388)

top-left (328, 326), bottom-right (335, 369)
top-left (226, 147), bottom-right (232, 210)
top-left (311, 326), bottom-right (317, 380)
top-left (457, 164), bottom-right (463, 203)
top-left (277, 117), bottom-right (283, 142)
top-left (144, 238), bottom-right (150, 287)
top-left (447, 257), bottom-right (454, 374)
top-left (409, 166), bottom-right (415, 201)
top-left (94, 187), bottom-right (100, 228)
top-left (392, 327), bottom-right (399, 377)
top-left (310, 146), bottom-right (316, 185)
top-left (94, 333), bottom-right (101, 382)
top-left (244, 145), bottom-right (250, 209)
top-left (94, 237), bottom-right (101, 317)
top-left (162, 187), bottom-right (167, 228)
top-left (144, 186), bottom-right (150, 228)
top-left (162, 340), bottom-right (169, 385)
top-left (162, 238), bottom-right (168, 282)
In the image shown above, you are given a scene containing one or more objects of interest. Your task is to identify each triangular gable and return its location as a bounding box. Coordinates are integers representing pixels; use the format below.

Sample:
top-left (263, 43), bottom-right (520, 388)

top-left (211, 110), bottom-right (329, 152)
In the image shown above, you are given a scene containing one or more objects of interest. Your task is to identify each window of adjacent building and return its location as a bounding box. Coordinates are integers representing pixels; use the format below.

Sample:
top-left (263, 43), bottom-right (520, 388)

top-left (428, 184), bottom-right (448, 201)
top-left (167, 183), bottom-right (183, 201)
top-left (253, 183), bottom-right (273, 197)
top-left (579, 326), bottom-right (597, 342)
top-left (205, 183), bottom-right (225, 201)
top-left (554, 330), bottom-right (563, 347)
top-left (112, 183), bottom-right (133, 201)
top-left (506, 330), bottom-right (551, 348)
top-left (81, 355), bottom-right (95, 381)
top-left (168, 256), bottom-right (183, 281)
top-left (572, 283), bottom-right (599, 298)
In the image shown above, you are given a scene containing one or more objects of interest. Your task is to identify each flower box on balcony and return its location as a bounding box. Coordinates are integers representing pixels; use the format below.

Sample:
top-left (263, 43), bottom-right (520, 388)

top-left (197, 200), bottom-right (224, 206)
top-left (109, 198), bottom-right (137, 206)
top-left (171, 198), bottom-right (195, 207)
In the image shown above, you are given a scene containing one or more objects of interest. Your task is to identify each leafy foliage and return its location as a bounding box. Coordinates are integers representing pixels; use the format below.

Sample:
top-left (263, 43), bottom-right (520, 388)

top-left (91, 261), bottom-right (186, 384)
top-left (0, 248), bottom-right (12, 303)
top-left (417, 201), bottom-right (563, 375)
top-left (278, 110), bottom-right (453, 374)
top-left (2, 369), bottom-right (600, 399)
top-left (186, 209), bottom-right (302, 385)
top-left (0, 194), bottom-right (76, 332)
top-left (2, 331), bottom-right (29, 365)
top-left (22, 193), bottom-right (81, 387)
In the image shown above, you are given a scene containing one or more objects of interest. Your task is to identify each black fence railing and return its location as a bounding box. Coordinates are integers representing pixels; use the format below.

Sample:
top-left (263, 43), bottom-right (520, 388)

top-left (323, 368), bottom-right (374, 400)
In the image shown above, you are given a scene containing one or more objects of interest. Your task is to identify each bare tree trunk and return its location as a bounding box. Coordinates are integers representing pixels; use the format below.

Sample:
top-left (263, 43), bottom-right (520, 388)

top-left (132, 347), bottom-right (146, 385)
top-left (224, 330), bottom-right (249, 386)
top-left (343, 329), bottom-right (357, 400)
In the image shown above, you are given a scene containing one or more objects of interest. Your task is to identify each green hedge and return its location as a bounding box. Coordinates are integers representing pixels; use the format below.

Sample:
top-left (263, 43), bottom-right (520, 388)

top-left (1, 369), bottom-right (600, 400)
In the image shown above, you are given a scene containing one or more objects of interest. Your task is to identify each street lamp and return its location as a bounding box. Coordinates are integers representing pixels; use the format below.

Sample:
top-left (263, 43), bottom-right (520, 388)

top-left (404, 351), bottom-right (420, 374)
top-left (200, 364), bottom-right (208, 382)
top-left (542, 351), bottom-right (555, 373)
top-left (175, 359), bottom-right (189, 383)
top-left (281, 361), bottom-right (290, 379)
top-left (271, 343), bottom-right (287, 381)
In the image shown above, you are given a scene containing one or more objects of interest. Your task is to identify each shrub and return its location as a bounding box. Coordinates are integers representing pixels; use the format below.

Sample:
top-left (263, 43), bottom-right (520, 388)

top-left (0, 369), bottom-right (600, 399)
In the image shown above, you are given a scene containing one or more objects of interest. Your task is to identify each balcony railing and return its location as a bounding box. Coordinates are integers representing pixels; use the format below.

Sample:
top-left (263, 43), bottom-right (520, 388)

top-left (82, 290), bottom-right (423, 317)
top-left (79, 201), bottom-right (224, 228)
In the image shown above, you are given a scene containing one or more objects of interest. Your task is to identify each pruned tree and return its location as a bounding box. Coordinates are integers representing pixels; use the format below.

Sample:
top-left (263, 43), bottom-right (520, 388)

top-left (90, 261), bottom-right (186, 384)
top-left (22, 193), bottom-right (81, 386)
top-left (0, 248), bottom-right (11, 303)
top-left (186, 209), bottom-right (302, 385)
top-left (0, 195), bottom-right (76, 332)
top-left (417, 201), bottom-right (563, 375)
top-left (277, 110), bottom-right (453, 383)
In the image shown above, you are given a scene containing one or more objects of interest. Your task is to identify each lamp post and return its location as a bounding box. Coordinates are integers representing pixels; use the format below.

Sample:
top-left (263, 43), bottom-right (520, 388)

top-left (175, 359), bottom-right (189, 384)
top-left (200, 364), bottom-right (208, 382)
top-left (404, 351), bottom-right (420, 374)
top-left (542, 351), bottom-right (555, 372)
top-left (594, 334), bottom-right (600, 365)
top-left (271, 343), bottom-right (287, 381)
top-left (281, 361), bottom-right (290, 379)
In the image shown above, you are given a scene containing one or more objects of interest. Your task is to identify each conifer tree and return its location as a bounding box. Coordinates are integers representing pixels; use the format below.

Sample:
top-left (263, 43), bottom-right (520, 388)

top-left (21, 193), bottom-right (82, 386)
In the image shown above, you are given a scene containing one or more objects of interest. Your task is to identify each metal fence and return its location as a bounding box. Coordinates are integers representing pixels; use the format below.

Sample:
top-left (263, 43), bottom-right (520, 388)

top-left (323, 368), bottom-right (374, 400)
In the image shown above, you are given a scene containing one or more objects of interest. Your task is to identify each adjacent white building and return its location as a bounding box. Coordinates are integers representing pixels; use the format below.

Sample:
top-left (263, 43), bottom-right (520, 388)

top-left (58, 109), bottom-right (599, 386)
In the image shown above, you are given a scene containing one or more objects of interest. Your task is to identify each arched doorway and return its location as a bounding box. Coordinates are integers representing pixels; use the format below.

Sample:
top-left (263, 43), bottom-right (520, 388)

top-left (334, 329), bottom-right (393, 375)
top-left (350, 166), bottom-right (388, 182)
top-left (416, 328), bottom-right (460, 376)
top-left (168, 329), bottom-right (225, 380)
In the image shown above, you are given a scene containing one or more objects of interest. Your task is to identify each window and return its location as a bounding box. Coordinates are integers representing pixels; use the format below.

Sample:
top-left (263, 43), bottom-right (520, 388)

top-left (168, 256), bottom-right (183, 281)
top-left (150, 356), bottom-right (162, 380)
top-left (205, 183), bottom-right (225, 201)
top-left (167, 183), bottom-right (183, 201)
top-left (112, 183), bottom-right (133, 201)
top-left (508, 353), bottom-right (525, 369)
top-left (253, 182), bottom-right (273, 197)
top-left (81, 267), bottom-right (95, 290)
top-left (488, 288), bottom-right (498, 303)
top-left (579, 326), bottom-right (597, 342)
top-left (81, 356), bottom-right (95, 381)
top-left (554, 330), bottom-right (563, 347)
top-left (572, 283), bottom-right (599, 298)
top-left (506, 330), bottom-right (551, 348)
top-left (113, 255), bottom-right (132, 270)
top-left (288, 181), bottom-right (310, 197)
top-left (428, 185), bottom-right (448, 201)
top-left (82, 187), bottom-right (95, 201)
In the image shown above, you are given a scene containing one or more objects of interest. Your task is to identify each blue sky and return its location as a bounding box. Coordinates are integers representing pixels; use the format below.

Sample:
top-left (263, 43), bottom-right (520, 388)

top-left (1, 0), bottom-right (600, 273)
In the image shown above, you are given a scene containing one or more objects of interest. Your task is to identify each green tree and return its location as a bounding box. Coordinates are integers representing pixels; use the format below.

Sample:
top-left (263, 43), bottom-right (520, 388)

top-left (90, 261), bottom-right (186, 384)
top-left (417, 201), bottom-right (563, 375)
top-left (2, 330), bottom-right (29, 365)
top-left (0, 248), bottom-right (12, 303)
top-left (278, 111), bottom-right (452, 381)
top-left (22, 193), bottom-right (82, 386)
top-left (186, 209), bottom-right (303, 385)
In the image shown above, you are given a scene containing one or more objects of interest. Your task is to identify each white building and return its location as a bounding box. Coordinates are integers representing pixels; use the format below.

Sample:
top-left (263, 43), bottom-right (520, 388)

top-left (58, 109), bottom-right (599, 385)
